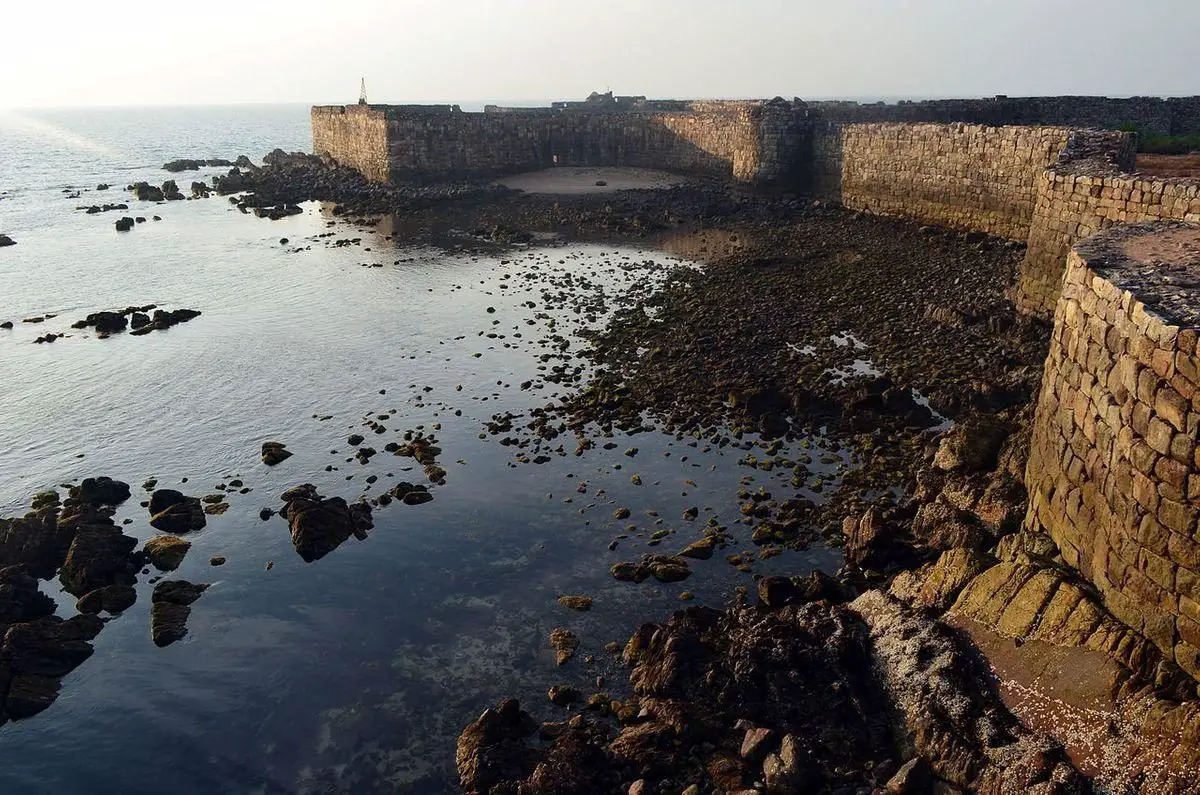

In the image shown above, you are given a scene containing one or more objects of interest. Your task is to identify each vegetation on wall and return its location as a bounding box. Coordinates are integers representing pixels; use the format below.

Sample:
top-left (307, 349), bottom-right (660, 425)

top-left (1118, 123), bottom-right (1200, 154)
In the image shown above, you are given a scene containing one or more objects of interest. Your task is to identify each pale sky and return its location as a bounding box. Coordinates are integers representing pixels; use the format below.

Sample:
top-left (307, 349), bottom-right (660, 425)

top-left (1, 0), bottom-right (1197, 108)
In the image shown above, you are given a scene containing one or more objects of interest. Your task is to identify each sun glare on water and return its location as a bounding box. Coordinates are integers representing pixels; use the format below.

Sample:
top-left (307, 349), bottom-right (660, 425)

top-left (0, 110), bottom-right (121, 160)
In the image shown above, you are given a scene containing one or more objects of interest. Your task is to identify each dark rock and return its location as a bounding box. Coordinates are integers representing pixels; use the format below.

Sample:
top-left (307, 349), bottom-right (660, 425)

top-left (115, 217), bottom-right (135, 232)
top-left (4, 674), bottom-right (61, 719)
top-left (456, 699), bottom-right (539, 792)
top-left (71, 310), bottom-right (127, 334)
top-left (59, 523), bottom-right (138, 596)
top-left (131, 182), bottom-right (164, 201)
top-left (886, 757), bottom-right (931, 794)
top-left (72, 477), bottom-right (130, 507)
top-left (4, 615), bottom-right (102, 678)
top-left (129, 312), bottom-right (150, 329)
top-left (150, 601), bottom-right (190, 647)
top-left (152, 579), bottom-right (209, 606)
top-left (0, 566), bottom-right (56, 627)
top-left (148, 490), bottom-right (206, 534)
top-left (75, 583), bottom-right (137, 614)
top-left (161, 180), bottom-right (184, 201)
top-left (142, 536), bottom-right (190, 570)
top-left (148, 489), bottom-right (186, 515)
top-left (0, 234), bottom-right (16, 247)
top-left (261, 441), bottom-right (292, 466)
top-left (280, 484), bottom-right (373, 561)
top-left (0, 504), bottom-right (75, 578)
top-left (0, 321), bottom-right (12, 329)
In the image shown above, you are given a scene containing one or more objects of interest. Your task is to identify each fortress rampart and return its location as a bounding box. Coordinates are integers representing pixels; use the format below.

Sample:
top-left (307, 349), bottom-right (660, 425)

top-left (313, 96), bottom-right (1200, 316)
top-left (1025, 222), bottom-right (1200, 680)
top-left (312, 100), bottom-right (808, 185)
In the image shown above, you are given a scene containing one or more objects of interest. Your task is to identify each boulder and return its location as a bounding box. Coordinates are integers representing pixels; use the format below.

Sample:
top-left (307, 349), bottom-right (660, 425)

top-left (58, 523), bottom-right (138, 595)
top-left (150, 602), bottom-right (190, 647)
top-left (261, 441), bottom-right (292, 466)
top-left (3, 614), bottom-right (103, 678)
top-left (0, 566), bottom-right (56, 627)
top-left (75, 583), bottom-right (137, 614)
top-left (72, 477), bottom-right (130, 507)
top-left (115, 217), bottom-right (135, 232)
top-left (933, 418), bottom-right (1008, 473)
top-left (148, 490), bottom-right (206, 534)
top-left (143, 536), bottom-right (191, 570)
top-left (0, 234), bottom-right (16, 247)
top-left (161, 180), bottom-right (184, 201)
top-left (456, 699), bottom-right (539, 792)
top-left (131, 182), bottom-right (164, 202)
top-left (0, 505), bottom-right (76, 578)
top-left (152, 579), bottom-right (208, 606)
top-left (280, 484), bottom-right (373, 561)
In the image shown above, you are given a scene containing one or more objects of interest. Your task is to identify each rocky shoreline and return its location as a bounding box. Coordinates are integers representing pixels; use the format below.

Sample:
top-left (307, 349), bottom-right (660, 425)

top-left (8, 150), bottom-right (1200, 792)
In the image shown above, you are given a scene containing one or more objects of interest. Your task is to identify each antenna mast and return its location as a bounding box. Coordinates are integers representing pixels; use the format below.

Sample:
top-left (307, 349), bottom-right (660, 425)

top-left (358, 77), bottom-right (368, 105)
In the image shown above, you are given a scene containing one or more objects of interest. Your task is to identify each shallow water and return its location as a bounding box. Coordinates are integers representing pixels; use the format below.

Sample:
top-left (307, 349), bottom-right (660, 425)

top-left (0, 106), bottom-right (845, 792)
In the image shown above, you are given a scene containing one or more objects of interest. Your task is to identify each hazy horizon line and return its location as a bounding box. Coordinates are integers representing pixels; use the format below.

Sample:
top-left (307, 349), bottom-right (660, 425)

top-left (5, 91), bottom-right (1199, 114)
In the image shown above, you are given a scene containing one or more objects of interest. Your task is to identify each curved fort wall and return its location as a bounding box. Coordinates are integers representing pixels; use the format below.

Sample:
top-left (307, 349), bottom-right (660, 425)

top-left (1024, 223), bottom-right (1200, 680)
top-left (312, 97), bottom-right (1200, 317)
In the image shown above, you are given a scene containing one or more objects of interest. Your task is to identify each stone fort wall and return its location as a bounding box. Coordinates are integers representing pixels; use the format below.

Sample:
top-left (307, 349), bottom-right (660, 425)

top-left (312, 96), bottom-right (1200, 316)
top-left (830, 123), bottom-right (1074, 241)
top-left (311, 105), bottom-right (391, 183)
top-left (1025, 222), bottom-right (1200, 680)
top-left (312, 100), bottom-right (809, 186)
top-left (811, 95), bottom-right (1200, 137)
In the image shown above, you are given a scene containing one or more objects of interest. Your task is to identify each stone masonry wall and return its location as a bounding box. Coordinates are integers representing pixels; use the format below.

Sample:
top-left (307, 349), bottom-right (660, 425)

top-left (835, 123), bottom-right (1074, 240)
top-left (1015, 150), bottom-right (1200, 314)
top-left (1025, 222), bottom-right (1200, 681)
top-left (812, 95), bottom-right (1200, 137)
top-left (314, 100), bottom-right (806, 186)
top-left (311, 105), bottom-right (391, 183)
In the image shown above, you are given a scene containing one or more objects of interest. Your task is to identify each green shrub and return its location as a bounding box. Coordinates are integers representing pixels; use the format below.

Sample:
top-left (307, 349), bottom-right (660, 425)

top-left (1116, 122), bottom-right (1200, 154)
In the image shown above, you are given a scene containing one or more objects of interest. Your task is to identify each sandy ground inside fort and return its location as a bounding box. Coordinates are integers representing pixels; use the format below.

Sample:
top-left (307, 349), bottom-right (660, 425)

top-left (495, 167), bottom-right (688, 194)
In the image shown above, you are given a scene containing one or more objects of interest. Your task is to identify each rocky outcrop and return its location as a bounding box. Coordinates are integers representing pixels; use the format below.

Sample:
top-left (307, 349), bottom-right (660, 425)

top-left (459, 601), bottom-right (901, 794)
top-left (127, 308), bottom-right (201, 336)
top-left (279, 485), bottom-right (373, 562)
top-left (0, 614), bottom-right (104, 720)
top-left (162, 158), bottom-right (234, 172)
top-left (58, 523), bottom-right (138, 596)
top-left (851, 590), bottom-right (1086, 794)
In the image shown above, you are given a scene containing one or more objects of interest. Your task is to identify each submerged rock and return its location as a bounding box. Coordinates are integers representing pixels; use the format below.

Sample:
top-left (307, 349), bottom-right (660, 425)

top-left (556, 595), bottom-right (593, 612)
top-left (150, 579), bottom-right (209, 647)
top-left (549, 628), bottom-right (578, 665)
